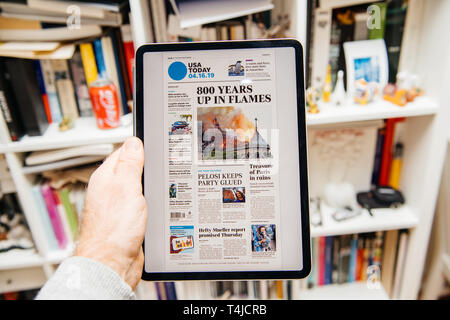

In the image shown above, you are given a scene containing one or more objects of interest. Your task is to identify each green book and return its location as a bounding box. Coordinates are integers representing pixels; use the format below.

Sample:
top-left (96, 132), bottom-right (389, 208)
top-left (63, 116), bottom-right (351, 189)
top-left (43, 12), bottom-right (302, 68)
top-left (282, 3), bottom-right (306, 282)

top-left (368, 2), bottom-right (387, 39)
top-left (58, 189), bottom-right (79, 240)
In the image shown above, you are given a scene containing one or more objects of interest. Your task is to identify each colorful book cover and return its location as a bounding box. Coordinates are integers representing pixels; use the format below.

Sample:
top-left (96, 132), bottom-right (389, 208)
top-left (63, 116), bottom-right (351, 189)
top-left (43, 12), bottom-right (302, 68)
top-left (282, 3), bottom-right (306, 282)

top-left (79, 42), bottom-right (99, 86)
top-left (40, 60), bottom-right (63, 123)
top-left (324, 236), bottom-right (334, 284)
top-left (41, 184), bottom-right (67, 249)
top-left (31, 185), bottom-right (58, 251)
top-left (355, 236), bottom-right (365, 281)
top-left (318, 237), bottom-right (326, 286)
top-left (69, 49), bottom-right (94, 117)
top-left (93, 39), bottom-right (107, 79)
top-left (33, 60), bottom-right (52, 124)
top-left (109, 30), bottom-right (129, 114)
top-left (331, 236), bottom-right (340, 283)
top-left (53, 189), bottom-right (73, 243)
top-left (58, 189), bottom-right (79, 240)
top-left (120, 24), bottom-right (135, 92)
top-left (348, 235), bottom-right (358, 282)
top-left (51, 60), bottom-right (79, 120)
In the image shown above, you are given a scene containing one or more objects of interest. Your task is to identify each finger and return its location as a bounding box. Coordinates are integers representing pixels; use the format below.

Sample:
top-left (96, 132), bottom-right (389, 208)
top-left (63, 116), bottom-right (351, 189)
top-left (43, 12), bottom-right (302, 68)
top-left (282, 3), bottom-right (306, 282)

top-left (114, 137), bottom-right (144, 181)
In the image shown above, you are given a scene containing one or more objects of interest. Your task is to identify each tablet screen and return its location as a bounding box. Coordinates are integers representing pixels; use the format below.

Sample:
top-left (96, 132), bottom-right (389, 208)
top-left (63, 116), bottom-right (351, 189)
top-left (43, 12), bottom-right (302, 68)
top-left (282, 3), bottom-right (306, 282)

top-left (142, 46), bottom-right (305, 275)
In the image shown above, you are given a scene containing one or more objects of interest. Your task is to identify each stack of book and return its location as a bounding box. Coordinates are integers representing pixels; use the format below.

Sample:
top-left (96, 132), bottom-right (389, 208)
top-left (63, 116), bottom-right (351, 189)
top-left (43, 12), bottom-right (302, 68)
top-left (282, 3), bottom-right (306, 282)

top-left (0, 1), bottom-right (134, 142)
top-left (31, 180), bottom-right (86, 251)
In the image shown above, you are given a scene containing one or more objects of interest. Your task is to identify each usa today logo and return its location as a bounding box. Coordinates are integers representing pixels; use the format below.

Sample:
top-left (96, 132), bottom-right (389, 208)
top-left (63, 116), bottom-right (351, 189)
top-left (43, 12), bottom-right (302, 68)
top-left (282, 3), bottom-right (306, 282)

top-left (168, 61), bottom-right (187, 81)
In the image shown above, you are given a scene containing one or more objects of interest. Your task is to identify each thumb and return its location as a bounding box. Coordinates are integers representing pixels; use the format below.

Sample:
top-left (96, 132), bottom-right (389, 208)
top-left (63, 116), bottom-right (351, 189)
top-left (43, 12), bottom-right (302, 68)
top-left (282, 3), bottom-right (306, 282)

top-left (115, 137), bottom-right (144, 180)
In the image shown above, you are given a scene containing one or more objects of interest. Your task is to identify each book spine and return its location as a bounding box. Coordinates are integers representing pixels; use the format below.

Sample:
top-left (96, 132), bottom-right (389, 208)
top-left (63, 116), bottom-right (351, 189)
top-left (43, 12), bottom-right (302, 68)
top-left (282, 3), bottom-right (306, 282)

top-left (371, 127), bottom-right (386, 185)
top-left (40, 60), bottom-right (63, 124)
top-left (41, 185), bottom-right (67, 249)
top-left (318, 237), bottom-right (326, 286)
top-left (69, 50), bottom-right (94, 117)
top-left (120, 24), bottom-right (135, 92)
top-left (31, 185), bottom-right (58, 251)
top-left (93, 39), bottom-right (107, 79)
top-left (331, 236), bottom-right (340, 283)
top-left (51, 60), bottom-right (79, 120)
top-left (324, 236), bottom-right (334, 285)
top-left (53, 188), bottom-right (73, 243)
top-left (348, 235), bottom-right (358, 282)
top-left (355, 236), bottom-right (364, 281)
top-left (0, 59), bottom-right (24, 141)
top-left (5, 59), bottom-right (49, 136)
top-left (79, 43), bottom-right (99, 86)
top-left (59, 189), bottom-right (79, 240)
top-left (114, 28), bottom-right (132, 108)
top-left (110, 30), bottom-right (129, 114)
top-left (33, 60), bottom-right (52, 124)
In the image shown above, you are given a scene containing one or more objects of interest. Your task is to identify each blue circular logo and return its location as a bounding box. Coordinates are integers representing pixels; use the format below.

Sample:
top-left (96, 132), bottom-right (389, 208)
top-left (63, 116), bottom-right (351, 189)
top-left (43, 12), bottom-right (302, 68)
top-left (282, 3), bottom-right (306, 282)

top-left (168, 61), bottom-right (187, 81)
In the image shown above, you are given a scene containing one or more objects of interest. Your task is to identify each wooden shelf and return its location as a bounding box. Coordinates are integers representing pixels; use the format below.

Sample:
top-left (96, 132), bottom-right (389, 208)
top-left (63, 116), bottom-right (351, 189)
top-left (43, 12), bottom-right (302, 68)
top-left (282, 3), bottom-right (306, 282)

top-left (0, 117), bottom-right (132, 153)
top-left (306, 96), bottom-right (438, 126)
top-left (296, 282), bottom-right (389, 300)
top-left (311, 204), bottom-right (419, 238)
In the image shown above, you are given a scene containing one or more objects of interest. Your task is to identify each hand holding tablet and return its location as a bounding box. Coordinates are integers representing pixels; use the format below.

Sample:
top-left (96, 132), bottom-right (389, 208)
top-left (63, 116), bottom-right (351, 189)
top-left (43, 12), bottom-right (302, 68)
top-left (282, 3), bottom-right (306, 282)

top-left (135, 40), bottom-right (311, 281)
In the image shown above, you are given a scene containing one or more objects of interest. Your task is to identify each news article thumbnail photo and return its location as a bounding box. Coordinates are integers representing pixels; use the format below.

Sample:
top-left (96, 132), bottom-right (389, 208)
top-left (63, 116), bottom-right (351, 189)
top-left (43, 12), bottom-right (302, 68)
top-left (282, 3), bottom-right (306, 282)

top-left (170, 226), bottom-right (194, 254)
top-left (197, 106), bottom-right (272, 160)
top-left (251, 224), bottom-right (276, 252)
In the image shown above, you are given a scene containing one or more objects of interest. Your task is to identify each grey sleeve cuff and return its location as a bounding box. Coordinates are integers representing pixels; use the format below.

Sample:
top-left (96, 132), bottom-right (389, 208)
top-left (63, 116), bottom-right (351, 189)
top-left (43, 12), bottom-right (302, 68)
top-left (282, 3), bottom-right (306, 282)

top-left (36, 256), bottom-right (136, 300)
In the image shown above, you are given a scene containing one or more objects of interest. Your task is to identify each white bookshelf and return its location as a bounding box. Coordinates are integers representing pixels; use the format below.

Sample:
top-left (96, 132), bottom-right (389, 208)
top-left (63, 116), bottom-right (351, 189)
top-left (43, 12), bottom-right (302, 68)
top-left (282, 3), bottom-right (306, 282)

top-left (311, 205), bottom-right (419, 238)
top-left (0, 0), bottom-right (448, 300)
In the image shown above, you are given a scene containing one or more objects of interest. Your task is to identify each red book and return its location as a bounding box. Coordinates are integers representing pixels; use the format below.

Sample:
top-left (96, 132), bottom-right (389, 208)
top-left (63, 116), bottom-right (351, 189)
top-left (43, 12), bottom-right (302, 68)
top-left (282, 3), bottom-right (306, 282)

top-left (121, 25), bottom-right (135, 93)
top-left (41, 94), bottom-right (52, 124)
top-left (378, 118), bottom-right (404, 185)
top-left (318, 237), bottom-right (326, 286)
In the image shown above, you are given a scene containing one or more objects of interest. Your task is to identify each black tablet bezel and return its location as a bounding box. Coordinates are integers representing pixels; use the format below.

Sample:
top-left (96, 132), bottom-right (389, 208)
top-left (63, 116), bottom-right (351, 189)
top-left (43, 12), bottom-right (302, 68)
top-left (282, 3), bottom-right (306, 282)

top-left (135, 39), bottom-right (311, 281)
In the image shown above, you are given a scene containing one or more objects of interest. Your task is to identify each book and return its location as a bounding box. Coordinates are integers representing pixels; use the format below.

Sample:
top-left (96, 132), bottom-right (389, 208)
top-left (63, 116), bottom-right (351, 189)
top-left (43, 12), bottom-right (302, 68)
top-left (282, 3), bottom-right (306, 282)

top-left (163, 282), bottom-right (177, 300)
top-left (31, 185), bottom-right (59, 251)
top-left (348, 234), bottom-right (358, 282)
top-left (331, 236), bottom-right (340, 283)
top-left (307, 238), bottom-right (316, 288)
top-left (69, 49), bottom-right (94, 117)
top-left (41, 184), bottom-right (67, 249)
top-left (337, 235), bottom-right (351, 284)
top-left (0, 25), bottom-right (102, 42)
top-left (392, 230), bottom-right (409, 299)
top-left (381, 229), bottom-right (399, 297)
top-left (51, 59), bottom-right (79, 120)
top-left (53, 188), bottom-right (73, 243)
top-left (113, 28), bottom-right (132, 108)
top-left (368, 2), bottom-right (387, 40)
top-left (93, 39), bottom-right (107, 79)
top-left (33, 60), bottom-right (52, 124)
top-left (355, 235), bottom-right (365, 281)
top-left (79, 43), bottom-right (99, 86)
top-left (58, 188), bottom-right (79, 241)
top-left (25, 143), bottom-right (114, 166)
top-left (371, 127), bottom-right (386, 185)
top-left (318, 236), bottom-right (326, 286)
top-left (39, 60), bottom-right (63, 124)
top-left (4, 58), bottom-right (49, 136)
top-left (379, 118), bottom-right (403, 185)
top-left (120, 24), bottom-right (135, 92)
top-left (324, 236), bottom-right (334, 284)
top-left (109, 29), bottom-right (130, 114)
top-left (0, 58), bottom-right (25, 141)
top-left (101, 35), bottom-right (124, 115)
top-left (150, 0), bottom-right (168, 43)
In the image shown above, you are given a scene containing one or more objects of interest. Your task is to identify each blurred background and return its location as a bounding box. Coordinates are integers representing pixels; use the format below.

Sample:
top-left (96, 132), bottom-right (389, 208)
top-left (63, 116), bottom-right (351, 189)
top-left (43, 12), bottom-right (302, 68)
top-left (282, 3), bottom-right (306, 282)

top-left (0, 0), bottom-right (449, 300)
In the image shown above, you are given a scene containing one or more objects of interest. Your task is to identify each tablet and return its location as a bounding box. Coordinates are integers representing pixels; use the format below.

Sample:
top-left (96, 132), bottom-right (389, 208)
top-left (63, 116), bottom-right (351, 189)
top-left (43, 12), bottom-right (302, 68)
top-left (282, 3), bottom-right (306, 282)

top-left (135, 39), bottom-right (310, 281)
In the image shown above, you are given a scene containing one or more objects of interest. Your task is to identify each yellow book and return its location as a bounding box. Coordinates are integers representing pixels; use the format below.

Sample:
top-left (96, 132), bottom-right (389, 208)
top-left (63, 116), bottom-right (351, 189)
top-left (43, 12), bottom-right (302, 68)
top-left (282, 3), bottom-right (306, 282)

top-left (79, 43), bottom-right (98, 85)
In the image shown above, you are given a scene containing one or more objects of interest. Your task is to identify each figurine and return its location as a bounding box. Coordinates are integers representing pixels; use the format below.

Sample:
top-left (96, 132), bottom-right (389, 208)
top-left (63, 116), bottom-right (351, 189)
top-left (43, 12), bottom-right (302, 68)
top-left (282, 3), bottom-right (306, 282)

top-left (354, 79), bottom-right (378, 105)
top-left (332, 70), bottom-right (346, 106)
top-left (322, 64), bottom-right (332, 103)
top-left (306, 87), bottom-right (320, 114)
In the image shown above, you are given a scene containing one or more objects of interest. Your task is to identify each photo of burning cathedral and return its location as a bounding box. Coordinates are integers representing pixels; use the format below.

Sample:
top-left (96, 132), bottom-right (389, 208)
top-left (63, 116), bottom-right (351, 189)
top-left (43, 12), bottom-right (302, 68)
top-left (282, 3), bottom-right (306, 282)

top-left (197, 106), bottom-right (272, 160)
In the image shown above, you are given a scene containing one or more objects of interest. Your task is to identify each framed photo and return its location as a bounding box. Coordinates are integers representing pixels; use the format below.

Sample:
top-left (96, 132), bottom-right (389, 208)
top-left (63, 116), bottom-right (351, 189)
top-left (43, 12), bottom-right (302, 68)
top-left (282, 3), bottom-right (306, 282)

top-left (343, 39), bottom-right (389, 97)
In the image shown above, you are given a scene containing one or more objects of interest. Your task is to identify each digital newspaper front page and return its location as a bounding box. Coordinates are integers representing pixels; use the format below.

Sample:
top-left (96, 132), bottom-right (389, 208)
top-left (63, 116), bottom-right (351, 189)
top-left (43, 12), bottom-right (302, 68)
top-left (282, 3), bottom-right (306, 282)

top-left (164, 49), bottom-right (282, 271)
